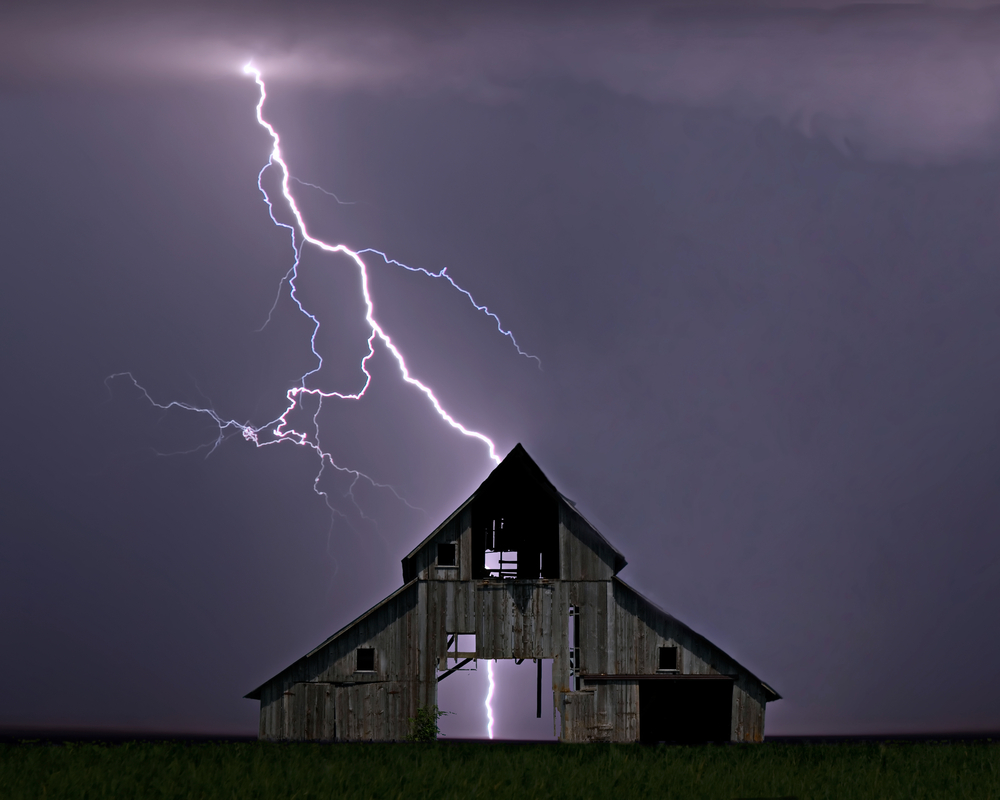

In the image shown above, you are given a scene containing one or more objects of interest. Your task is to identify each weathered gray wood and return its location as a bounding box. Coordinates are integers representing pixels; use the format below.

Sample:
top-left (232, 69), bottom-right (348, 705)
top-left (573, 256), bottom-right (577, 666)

top-left (247, 446), bottom-right (777, 744)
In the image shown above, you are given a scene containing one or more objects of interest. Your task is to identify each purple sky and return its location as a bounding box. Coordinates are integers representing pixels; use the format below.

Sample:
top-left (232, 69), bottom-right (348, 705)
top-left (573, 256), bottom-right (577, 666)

top-left (3, 0), bottom-right (1000, 739)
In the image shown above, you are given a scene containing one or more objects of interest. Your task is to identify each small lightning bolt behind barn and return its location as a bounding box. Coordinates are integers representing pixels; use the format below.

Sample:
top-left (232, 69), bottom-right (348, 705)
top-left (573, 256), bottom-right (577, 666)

top-left (245, 444), bottom-right (780, 743)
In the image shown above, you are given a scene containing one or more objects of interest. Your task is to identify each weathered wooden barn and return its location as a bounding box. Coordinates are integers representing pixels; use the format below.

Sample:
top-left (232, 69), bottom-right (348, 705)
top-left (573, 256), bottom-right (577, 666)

top-left (245, 444), bottom-right (780, 743)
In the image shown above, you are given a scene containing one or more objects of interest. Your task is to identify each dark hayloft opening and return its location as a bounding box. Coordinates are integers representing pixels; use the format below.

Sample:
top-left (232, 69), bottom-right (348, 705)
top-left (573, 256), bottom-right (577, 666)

top-left (437, 542), bottom-right (457, 566)
top-left (356, 647), bottom-right (375, 672)
top-left (471, 449), bottom-right (559, 580)
top-left (658, 646), bottom-right (678, 671)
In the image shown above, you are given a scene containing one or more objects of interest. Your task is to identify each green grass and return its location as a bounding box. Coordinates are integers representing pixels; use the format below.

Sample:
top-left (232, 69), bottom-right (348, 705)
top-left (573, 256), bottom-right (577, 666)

top-left (1, 740), bottom-right (998, 800)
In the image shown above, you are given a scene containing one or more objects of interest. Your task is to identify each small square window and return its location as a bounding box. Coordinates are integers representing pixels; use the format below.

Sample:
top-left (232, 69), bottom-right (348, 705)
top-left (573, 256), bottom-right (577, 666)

top-left (437, 543), bottom-right (457, 567)
top-left (356, 647), bottom-right (375, 671)
top-left (658, 646), bottom-right (678, 671)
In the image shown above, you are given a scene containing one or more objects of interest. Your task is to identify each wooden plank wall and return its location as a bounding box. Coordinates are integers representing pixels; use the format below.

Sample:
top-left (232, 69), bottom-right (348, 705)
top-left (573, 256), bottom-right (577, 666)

top-left (561, 682), bottom-right (640, 743)
top-left (258, 581), bottom-right (426, 741)
top-left (407, 507), bottom-right (474, 583)
top-left (731, 678), bottom-right (766, 742)
top-left (561, 690), bottom-right (595, 742)
top-left (257, 575), bottom-right (769, 743)
top-left (408, 496), bottom-right (622, 585)
top-left (256, 519), bottom-right (770, 743)
top-left (475, 582), bottom-right (559, 660)
top-left (309, 583), bottom-right (421, 685)
top-left (259, 680), bottom-right (421, 742)
top-left (610, 579), bottom-right (766, 743)
top-left (333, 681), bottom-right (419, 741)
top-left (558, 505), bottom-right (620, 581)
top-left (426, 580), bottom-right (476, 637)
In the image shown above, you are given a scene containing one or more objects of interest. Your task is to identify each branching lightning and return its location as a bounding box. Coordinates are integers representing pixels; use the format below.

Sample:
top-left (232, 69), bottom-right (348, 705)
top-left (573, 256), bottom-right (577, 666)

top-left (110, 64), bottom-right (544, 504)
top-left (356, 249), bottom-right (541, 368)
top-left (291, 176), bottom-right (357, 204)
top-left (242, 62), bottom-right (509, 466)
top-left (109, 63), bottom-right (531, 738)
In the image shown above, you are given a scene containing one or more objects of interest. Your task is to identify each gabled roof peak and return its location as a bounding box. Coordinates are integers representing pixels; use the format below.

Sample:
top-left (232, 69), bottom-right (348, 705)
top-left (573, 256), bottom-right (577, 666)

top-left (479, 442), bottom-right (559, 496)
top-left (401, 442), bottom-right (627, 577)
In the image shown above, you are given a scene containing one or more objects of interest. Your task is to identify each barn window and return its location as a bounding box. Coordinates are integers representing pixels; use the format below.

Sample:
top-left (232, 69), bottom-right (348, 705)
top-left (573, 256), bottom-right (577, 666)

top-left (658, 646), bottom-right (678, 671)
top-left (356, 647), bottom-right (375, 672)
top-left (437, 542), bottom-right (457, 567)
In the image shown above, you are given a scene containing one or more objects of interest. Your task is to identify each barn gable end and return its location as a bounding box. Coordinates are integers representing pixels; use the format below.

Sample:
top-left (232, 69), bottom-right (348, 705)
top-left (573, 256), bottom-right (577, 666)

top-left (247, 444), bottom-right (780, 743)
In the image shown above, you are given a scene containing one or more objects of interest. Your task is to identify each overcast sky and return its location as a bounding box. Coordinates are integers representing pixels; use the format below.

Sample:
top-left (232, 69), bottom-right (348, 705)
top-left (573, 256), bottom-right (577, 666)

top-left (3, 0), bottom-right (1000, 739)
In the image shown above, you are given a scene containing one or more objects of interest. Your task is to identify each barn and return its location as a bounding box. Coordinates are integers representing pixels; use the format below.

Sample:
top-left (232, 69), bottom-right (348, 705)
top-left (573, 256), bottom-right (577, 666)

top-left (245, 444), bottom-right (781, 743)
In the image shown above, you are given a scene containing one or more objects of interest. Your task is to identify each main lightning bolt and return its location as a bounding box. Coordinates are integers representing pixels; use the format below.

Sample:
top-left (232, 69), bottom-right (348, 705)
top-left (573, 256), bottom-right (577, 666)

top-left (243, 62), bottom-right (503, 465)
top-left (109, 64), bottom-right (545, 522)
top-left (110, 64), bottom-right (527, 738)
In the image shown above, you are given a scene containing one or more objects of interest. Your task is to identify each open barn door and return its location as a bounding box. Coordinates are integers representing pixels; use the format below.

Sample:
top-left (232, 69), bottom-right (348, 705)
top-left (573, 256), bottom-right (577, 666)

top-left (638, 677), bottom-right (733, 744)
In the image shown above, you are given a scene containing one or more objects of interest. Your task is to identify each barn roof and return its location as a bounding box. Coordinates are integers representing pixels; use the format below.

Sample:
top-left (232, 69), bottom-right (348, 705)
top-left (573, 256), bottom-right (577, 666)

top-left (611, 576), bottom-right (782, 702)
top-left (244, 578), bottom-right (418, 701)
top-left (400, 443), bottom-right (627, 576)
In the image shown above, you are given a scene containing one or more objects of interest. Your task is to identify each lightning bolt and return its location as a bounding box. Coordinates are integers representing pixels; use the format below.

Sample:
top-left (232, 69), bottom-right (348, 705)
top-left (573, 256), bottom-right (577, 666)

top-left (109, 63), bottom-right (544, 523)
top-left (355, 249), bottom-right (541, 368)
top-left (109, 64), bottom-right (530, 728)
top-left (486, 659), bottom-right (496, 740)
top-left (243, 62), bottom-right (504, 464)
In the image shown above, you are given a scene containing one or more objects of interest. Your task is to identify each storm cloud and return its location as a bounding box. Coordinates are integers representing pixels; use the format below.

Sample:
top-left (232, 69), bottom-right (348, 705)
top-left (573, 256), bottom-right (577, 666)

top-left (6, 2), bottom-right (1000, 163)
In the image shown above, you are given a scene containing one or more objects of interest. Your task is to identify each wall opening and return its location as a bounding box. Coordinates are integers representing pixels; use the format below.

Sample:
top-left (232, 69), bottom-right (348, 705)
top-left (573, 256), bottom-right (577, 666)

top-left (658, 645), bottom-right (678, 671)
top-left (437, 659), bottom-right (557, 740)
top-left (638, 679), bottom-right (733, 744)
top-left (483, 519), bottom-right (518, 579)
top-left (437, 542), bottom-right (457, 567)
top-left (355, 647), bottom-right (375, 672)
top-left (445, 634), bottom-right (477, 666)
top-left (471, 462), bottom-right (558, 580)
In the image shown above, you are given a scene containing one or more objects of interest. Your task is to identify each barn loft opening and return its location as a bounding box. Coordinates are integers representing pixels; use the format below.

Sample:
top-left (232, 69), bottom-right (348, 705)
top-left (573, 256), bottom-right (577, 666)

top-left (437, 542), bottom-right (457, 567)
top-left (471, 446), bottom-right (559, 580)
top-left (355, 647), bottom-right (375, 672)
top-left (658, 645), bottom-right (678, 671)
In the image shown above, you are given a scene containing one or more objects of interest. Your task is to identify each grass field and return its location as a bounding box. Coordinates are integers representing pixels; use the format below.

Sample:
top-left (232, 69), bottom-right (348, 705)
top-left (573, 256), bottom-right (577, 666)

top-left (1, 739), bottom-right (998, 800)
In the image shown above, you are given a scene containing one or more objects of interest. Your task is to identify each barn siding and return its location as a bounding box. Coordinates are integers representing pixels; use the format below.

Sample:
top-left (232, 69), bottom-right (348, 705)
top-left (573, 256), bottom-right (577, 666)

top-left (256, 572), bottom-right (772, 744)
top-left (426, 580), bottom-right (476, 639)
top-left (609, 578), bottom-right (767, 742)
top-left (561, 690), bottom-right (596, 742)
top-left (558, 504), bottom-right (619, 582)
top-left (476, 582), bottom-right (560, 659)
top-left (407, 507), bottom-right (474, 583)
top-left (331, 681), bottom-right (417, 741)
top-left (578, 681), bottom-right (639, 743)
top-left (251, 452), bottom-right (776, 744)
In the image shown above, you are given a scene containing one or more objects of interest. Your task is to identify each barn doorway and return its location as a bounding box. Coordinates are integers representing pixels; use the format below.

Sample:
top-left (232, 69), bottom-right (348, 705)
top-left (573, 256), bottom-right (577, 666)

top-left (437, 659), bottom-right (556, 741)
top-left (638, 678), bottom-right (733, 744)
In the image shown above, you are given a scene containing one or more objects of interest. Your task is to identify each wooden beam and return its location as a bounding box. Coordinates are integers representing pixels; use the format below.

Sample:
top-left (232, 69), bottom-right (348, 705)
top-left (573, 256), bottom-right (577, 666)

top-left (436, 658), bottom-right (474, 682)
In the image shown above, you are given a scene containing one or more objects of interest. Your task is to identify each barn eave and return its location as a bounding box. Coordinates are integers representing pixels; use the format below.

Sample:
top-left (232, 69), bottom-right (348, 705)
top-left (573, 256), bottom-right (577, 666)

top-left (243, 577), bottom-right (418, 701)
top-left (612, 575), bottom-right (781, 702)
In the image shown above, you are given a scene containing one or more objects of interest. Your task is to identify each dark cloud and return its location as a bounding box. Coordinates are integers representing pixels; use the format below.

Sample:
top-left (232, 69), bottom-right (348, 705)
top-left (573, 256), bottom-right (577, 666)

top-left (5, 3), bottom-right (1000, 162)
